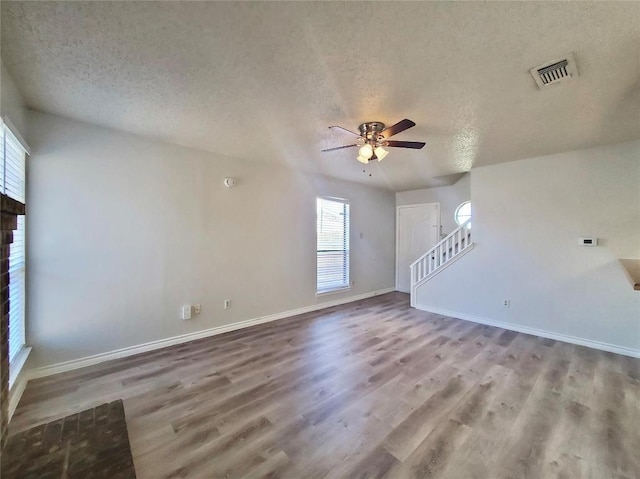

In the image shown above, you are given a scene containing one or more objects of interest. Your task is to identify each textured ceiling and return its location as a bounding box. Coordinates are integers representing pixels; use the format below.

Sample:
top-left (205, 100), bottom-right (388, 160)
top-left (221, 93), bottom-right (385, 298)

top-left (1, 1), bottom-right (639, 191)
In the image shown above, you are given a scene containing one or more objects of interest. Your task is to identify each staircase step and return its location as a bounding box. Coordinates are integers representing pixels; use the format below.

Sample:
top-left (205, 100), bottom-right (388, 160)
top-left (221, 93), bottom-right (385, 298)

top-left (618, 259), bottom-right (640, 291)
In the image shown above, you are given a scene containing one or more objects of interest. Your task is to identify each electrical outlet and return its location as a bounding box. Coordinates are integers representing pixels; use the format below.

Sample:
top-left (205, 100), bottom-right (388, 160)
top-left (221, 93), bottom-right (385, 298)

top-left (503, 300), bottom-right (511, 308)
top-left (224, 299), bottom-right (231, 309)
top-left (194, 304), bottom-right (201, 315)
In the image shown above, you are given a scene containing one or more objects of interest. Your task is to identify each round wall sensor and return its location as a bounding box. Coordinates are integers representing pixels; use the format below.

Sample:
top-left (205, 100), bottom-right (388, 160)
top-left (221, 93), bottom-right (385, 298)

top-left (224, 177), bottom-right (236, 188)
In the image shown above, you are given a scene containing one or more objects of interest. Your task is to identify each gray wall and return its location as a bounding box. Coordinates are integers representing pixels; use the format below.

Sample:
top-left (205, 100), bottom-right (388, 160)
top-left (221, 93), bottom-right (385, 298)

top-left (26, 111), bottom-right (396, 368)
top-left (416, 140), bottom-right (640, 353)
top-left (1, 61), bottom-right (28, 134)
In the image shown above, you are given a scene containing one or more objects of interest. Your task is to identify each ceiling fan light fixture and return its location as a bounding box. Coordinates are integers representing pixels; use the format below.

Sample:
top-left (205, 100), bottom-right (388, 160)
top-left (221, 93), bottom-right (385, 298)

top-left (358, 144), bottom-right (373, 159)
top-left (374, 146), bottom-right (388, 161)
top-left (321, 119), bottom-right (423, 166)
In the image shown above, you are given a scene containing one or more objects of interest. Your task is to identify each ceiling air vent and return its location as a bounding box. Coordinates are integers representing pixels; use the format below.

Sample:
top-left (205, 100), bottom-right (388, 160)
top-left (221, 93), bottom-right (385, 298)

top-left (530, 53), bottom-right (578, 89)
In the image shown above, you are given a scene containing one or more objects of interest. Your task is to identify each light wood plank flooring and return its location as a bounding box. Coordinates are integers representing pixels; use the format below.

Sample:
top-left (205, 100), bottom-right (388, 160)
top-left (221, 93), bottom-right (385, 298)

top-left (10, 293), bottom-right (640, 478)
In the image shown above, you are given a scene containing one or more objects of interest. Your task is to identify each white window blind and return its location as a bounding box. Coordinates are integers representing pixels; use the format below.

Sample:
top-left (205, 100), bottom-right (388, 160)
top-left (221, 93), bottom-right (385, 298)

top-left (1, 122), bottom-right (27, 363)
top-left (317, 197), bottom-right (350, 293)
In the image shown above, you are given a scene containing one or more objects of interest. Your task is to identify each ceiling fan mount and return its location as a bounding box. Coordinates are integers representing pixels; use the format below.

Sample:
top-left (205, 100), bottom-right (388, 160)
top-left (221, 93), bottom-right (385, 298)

top-left (322, 119), bottom-right (425, 164)
top-left (358, 121), bottom-right (386, 141)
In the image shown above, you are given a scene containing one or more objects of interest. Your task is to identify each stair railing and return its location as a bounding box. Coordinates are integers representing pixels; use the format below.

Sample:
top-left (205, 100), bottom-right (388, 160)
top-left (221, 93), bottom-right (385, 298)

top-left (410, 218), bottom-right (473, 306)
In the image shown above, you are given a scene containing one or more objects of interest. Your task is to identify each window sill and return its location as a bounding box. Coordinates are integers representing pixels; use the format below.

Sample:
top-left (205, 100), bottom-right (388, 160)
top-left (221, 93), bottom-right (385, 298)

top-left (9, 346), bottom-right (31, 391)
top-left (316, 286), bottom-right (351, 297)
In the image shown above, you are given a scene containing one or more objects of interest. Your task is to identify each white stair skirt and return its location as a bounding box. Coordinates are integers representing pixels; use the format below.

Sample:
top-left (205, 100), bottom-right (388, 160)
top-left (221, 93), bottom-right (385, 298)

top-left (409, 219), bottom-right (473, 307)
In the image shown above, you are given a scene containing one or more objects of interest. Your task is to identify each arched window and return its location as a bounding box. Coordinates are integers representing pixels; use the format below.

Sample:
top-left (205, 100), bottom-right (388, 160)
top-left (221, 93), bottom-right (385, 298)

top-left (455, 201), bottom-right (471, 227)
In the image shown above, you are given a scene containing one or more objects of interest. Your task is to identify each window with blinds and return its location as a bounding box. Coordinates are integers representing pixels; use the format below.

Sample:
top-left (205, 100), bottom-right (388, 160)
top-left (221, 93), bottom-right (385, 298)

top-left (1, 123), bottom-right (27, 364)
top-left (316, 197), bottom-right (350, 293)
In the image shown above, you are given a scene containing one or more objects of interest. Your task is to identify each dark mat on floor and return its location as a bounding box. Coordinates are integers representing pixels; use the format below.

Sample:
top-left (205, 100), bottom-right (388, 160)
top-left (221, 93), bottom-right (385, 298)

top-left (2, 400), bottom-right (136, 479)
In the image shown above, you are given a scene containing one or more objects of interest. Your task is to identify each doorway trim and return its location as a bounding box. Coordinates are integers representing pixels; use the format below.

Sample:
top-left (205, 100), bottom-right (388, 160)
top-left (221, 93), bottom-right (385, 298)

top-left (395, 203), bottom-right (441, 292)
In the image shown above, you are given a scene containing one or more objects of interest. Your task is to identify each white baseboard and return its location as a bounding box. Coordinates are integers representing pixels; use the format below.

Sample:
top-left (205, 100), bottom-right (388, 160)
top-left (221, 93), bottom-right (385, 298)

top-left (27, 287), bottom-right (395, 381)
top-left (415, 304), bottom-right (640, 358)
top-left (8, 370), bottom-right (28, 421)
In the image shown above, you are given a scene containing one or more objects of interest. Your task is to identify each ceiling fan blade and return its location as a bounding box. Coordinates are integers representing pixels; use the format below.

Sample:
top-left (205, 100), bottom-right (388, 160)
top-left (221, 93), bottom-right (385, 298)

top-left (328, 125), bottom-right (361, 138)
top-left (321, 144), bottom-right (358, 152)
top-left (381, 119), bottom-right (416, 138)
top-left (385, 140), bottom-right (426, 149)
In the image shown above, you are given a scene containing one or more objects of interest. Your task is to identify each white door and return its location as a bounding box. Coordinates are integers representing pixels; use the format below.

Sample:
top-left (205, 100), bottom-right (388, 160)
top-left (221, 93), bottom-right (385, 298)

top-left (396, 203), bottom-right (440, 293)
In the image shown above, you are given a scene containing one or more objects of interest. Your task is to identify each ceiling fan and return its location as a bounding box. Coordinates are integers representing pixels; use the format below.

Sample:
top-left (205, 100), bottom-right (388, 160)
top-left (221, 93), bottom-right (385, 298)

top-left (321, 119), bottom-right (425, 164)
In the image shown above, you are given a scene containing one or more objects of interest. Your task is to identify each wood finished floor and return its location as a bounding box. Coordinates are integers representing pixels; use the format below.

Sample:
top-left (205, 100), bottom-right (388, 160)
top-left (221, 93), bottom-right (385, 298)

top-left (10, 292), bottom-right (640, 479)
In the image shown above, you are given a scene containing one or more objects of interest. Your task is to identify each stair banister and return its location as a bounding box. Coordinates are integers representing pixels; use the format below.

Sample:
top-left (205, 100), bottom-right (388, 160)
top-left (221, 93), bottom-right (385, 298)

top-left (409, 218), bottom-right (473, 307)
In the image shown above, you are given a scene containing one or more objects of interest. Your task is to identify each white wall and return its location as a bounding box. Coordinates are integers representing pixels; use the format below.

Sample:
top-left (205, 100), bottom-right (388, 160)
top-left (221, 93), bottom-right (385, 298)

top-left (1, 61), bottom-right (28, 135)
top-left (396, 174), bottom-right (470, 236)
top-left (416, 141), bottom-right (640, 353)
top-left (26, 111), bottom-right (396, 368)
